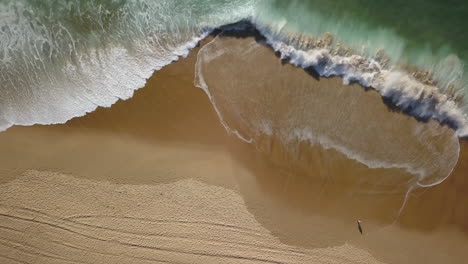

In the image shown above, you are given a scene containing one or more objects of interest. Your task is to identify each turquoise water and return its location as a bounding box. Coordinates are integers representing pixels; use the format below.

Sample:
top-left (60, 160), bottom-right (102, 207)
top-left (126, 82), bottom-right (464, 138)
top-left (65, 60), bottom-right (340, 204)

top-left (0, 0), bottom-right (467, 135)
top-left (265, 0), bottom-right (467, 62)
top-left (255, 0), bottom-right (467, 93)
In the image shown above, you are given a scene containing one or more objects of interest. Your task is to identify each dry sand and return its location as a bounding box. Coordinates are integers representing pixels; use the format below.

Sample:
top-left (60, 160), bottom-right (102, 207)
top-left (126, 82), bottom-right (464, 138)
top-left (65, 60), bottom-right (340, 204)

top-left (0, 170), bottom-right (384, 264)
top-left (0, 36), bottom-right (467, 264)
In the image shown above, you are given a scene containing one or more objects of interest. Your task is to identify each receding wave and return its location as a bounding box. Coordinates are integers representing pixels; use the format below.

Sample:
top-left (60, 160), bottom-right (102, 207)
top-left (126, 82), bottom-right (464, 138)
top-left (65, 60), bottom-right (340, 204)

top-left (195, 33), bottom-right (460, 193)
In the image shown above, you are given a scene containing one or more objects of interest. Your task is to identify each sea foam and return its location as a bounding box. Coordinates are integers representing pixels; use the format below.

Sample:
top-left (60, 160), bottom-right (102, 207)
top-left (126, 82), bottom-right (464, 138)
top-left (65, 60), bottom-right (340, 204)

top-left (0, 0), bottom-right (254, 131)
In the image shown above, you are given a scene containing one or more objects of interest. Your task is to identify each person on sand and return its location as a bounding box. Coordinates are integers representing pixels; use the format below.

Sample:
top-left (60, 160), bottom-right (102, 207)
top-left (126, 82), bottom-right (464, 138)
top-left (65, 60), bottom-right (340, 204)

top-left (357, 220), bottom-right (363, 235)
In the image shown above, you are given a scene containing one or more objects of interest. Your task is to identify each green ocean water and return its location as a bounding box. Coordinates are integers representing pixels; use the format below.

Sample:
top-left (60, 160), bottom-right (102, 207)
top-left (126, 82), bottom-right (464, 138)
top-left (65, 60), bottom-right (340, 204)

top-left (268, 0), bottom-right (467, 63)
top-left (256, 0), bottom-right (467, 89)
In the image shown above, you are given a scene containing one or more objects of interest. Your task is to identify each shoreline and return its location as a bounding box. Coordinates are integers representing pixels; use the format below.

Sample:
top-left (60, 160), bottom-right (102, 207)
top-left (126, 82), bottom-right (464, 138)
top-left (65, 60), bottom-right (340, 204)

top-left (0, 32), bottom-right (467, 264)
top-left (2, 21), bottom-right (467, 139)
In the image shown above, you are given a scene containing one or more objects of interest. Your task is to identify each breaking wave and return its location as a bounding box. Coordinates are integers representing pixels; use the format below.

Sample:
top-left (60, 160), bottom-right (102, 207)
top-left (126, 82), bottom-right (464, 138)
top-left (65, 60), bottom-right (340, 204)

top-left (253, 22), bottom-right (468, 137)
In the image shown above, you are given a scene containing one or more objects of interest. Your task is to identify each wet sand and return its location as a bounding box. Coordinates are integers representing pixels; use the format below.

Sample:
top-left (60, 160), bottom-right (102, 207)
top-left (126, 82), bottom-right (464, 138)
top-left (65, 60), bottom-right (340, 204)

top-left (1, 36), bottom-right (467, 264)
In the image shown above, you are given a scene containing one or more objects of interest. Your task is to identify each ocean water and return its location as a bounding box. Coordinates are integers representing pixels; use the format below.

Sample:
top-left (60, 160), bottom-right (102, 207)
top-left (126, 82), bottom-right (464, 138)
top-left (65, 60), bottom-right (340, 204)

top-left (0, 1), bottom-right (466, 189)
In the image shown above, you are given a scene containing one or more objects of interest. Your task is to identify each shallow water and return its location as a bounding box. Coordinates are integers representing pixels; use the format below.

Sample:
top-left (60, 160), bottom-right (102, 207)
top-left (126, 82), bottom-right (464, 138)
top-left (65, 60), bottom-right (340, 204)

top-left (195, 35), bottom-right (460, 210)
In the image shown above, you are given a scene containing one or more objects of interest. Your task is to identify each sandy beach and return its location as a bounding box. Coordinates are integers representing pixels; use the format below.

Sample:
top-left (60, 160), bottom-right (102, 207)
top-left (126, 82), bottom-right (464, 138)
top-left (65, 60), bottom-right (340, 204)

top-left (1, 36), bottom-right (468, 264)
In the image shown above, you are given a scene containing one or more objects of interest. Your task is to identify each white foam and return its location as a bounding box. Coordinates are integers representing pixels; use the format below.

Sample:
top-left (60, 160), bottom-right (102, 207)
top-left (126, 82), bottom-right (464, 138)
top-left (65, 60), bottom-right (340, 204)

top-left (0, 32), bottom-right (211, 131)
top-left (0, 0), bottom-right (256, 132)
